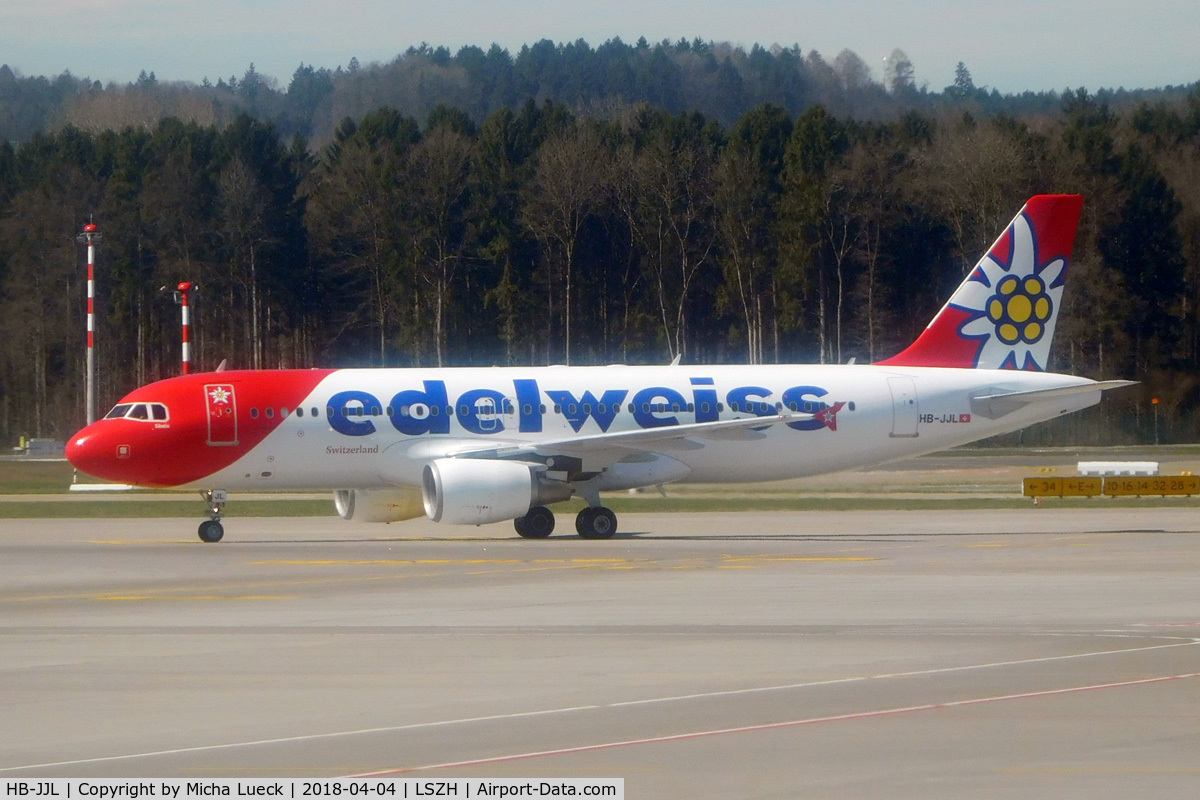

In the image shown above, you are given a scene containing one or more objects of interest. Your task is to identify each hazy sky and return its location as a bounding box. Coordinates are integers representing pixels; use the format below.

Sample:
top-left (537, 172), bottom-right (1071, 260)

top-left (2, 0), bottom-right (1197, 94)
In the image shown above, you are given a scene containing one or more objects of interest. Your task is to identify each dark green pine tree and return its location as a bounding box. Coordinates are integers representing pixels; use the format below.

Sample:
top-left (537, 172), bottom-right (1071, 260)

top-left (1100, 144), bottom-right (1187, 373)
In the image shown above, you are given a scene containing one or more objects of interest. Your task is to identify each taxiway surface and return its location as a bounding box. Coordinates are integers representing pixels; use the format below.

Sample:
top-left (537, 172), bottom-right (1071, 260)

top-left (2, 509), bottom-right (1199, 798)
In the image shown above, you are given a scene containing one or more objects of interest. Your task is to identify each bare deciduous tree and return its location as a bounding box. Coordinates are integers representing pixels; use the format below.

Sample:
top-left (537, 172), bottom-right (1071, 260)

top-left (521, 125), bottom-right (610, 364)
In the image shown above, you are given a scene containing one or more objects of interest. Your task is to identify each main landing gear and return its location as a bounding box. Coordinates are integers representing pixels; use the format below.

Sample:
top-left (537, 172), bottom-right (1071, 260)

top-left (575, 506), bottom-right (617, 539)
top-left (512, 505), bottom-right (619, 539)
top-left (198, 489), bottom-right (227, 543)
top-left (514, 505), bottom-right (556, 538)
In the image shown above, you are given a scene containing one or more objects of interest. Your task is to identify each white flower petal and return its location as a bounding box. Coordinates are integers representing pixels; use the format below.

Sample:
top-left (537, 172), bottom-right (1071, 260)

top-left (959, 316), bottom-right (995, 338)
top-left (975, 255), bottom-right (1009, 285)
top-left (1010, 215), bottom-right (1036, 277)
top-left (976, 338), bottom-right (1014, 369)
top-left (1038, 257), bottom-right (1065, 289)
top-left (949, 279), bottom-right (993, 313)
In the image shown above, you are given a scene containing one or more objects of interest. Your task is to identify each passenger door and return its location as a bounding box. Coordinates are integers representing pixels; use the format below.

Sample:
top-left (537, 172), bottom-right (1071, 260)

top-left (205, 384), bottom-right (239, 445)
top-left (887, 376), bottom-right (919, 438)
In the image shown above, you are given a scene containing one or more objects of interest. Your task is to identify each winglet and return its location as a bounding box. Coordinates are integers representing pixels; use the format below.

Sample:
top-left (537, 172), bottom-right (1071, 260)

top-left (877, 194), bottom-right (1084, 371)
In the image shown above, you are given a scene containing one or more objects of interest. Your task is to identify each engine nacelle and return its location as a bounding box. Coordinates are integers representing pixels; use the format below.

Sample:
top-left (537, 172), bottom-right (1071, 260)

top-left (422, 458), bottom-right (571, 525)
top-left (334, 487), bottom-right (425, 523)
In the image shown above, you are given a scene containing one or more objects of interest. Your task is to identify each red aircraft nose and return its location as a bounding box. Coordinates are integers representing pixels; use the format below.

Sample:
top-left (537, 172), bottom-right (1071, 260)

top-left (66, 424), bottom-right (136, 483)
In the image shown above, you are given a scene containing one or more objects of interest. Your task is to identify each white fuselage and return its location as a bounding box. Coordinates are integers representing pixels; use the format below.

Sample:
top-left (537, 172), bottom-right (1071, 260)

top-left (199, 364), bottom-right (1100, 492)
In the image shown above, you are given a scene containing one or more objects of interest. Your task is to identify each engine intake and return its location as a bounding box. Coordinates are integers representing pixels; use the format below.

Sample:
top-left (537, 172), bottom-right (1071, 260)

top-left (422, 458), bottom-right (571, 525)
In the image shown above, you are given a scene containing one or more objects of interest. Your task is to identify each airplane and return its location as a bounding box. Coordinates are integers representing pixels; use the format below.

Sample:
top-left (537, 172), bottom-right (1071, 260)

top-left (66, 194), bottom-right (1133, 542)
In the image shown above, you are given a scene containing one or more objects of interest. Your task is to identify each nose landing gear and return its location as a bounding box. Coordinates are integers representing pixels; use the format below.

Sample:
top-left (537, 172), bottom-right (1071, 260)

top-left (198, 489), bottom-right (227, 543)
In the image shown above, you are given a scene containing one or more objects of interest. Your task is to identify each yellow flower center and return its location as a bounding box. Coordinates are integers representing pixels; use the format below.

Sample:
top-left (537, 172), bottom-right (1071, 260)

top-left (986, 274), bottom-right (1052, 346)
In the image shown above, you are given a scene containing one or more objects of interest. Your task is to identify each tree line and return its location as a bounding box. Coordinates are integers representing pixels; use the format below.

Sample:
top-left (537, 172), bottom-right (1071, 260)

top-left (3, 38), bottom-right (1196, 147)
top-left (2, 85), bottom-right (1199, 446)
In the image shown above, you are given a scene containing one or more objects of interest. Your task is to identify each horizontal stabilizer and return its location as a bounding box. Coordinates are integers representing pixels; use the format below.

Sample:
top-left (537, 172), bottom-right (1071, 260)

top-left (971, 380), bottom-right (1136, 419)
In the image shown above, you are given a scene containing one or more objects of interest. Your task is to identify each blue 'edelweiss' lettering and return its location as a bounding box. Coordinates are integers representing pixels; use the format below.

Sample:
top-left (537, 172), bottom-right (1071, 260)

top-left (327, 390), bottom-right (379, 437)
top-left (630, 386), bottom-right (687, 428)
top-left (726, 385), bottom-right (774, 416)
top-left (325, 378), bottom-right (837, 437)
top-left (544, 389), bottom-right (628, 433)
top-left (388, 380), bottom-right (450, 435)
top-left (783, 385), bottom-right (831, 431)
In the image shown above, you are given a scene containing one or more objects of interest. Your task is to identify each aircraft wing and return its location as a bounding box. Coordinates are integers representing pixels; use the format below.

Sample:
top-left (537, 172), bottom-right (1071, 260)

top-left (970, 380), bottom-right (1136, 419)
top-left (454, 412), bottom-right (811, 464)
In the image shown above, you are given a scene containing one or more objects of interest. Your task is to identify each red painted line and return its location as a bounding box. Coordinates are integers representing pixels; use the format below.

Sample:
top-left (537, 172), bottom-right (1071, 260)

top-left (354, 672), bottom-right (1200, 777)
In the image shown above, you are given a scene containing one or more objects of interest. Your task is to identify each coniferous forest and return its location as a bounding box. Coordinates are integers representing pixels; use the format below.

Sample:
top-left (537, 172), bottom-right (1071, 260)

top-left (2, 39), bottom-right (1199, 446)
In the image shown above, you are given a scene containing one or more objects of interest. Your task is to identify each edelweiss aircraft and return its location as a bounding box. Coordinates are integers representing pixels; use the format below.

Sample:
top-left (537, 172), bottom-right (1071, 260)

top-left (67, 195), bottom-right (1131, 542)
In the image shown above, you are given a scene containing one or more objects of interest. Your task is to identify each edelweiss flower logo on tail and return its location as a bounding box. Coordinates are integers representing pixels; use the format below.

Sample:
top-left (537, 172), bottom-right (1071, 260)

top-left (875, 195), bottom-right (1082, 372)
top-left (949, 210), bottom-right (1067, 370)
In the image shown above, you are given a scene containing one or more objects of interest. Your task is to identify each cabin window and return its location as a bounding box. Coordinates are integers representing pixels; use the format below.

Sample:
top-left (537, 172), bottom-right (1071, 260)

top-left (296, 408), bottom-right (304, 418)
top-left (105, 404), bottom-right (133, 420)
top-left (849, 401), bottom-right (856, 411)
top-left (151, 404), bottom-right (169, 421)
top-left (265, 407), bottom-right (274, 419)
top-left (250, 408), bottom-right (260, 419)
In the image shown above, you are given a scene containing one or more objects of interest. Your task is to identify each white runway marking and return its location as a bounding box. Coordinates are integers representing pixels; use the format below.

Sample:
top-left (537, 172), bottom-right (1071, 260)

top-left (3, 638), bottom-right (1197, 773)
top-left (361, 672), bottom-right (1200, 776)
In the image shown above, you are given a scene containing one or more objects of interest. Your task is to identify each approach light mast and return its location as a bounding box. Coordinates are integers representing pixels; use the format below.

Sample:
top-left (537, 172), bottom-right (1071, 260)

top-left (76, 222), bottom-right (101, 425)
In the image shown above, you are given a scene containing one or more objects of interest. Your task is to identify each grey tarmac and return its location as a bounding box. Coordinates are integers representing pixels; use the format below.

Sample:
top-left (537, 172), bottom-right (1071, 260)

top-left (1, 509), bottom-right (1198, 799)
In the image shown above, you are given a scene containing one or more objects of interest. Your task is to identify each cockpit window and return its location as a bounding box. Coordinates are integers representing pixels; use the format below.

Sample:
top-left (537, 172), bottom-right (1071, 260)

top-left (104, 402), bottom-right (169, 422)
top-left (105, 404), bottom-right (133, 420)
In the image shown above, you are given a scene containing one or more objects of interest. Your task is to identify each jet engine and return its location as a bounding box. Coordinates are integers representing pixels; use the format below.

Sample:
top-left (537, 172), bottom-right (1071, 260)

top-left (334, 487), bottom-right (425, 523)
top-left (421, 458), bottom-right (572, 525)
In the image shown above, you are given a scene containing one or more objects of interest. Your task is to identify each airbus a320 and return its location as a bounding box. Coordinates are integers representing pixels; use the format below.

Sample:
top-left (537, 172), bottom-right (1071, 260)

top-left (67, 195), bottom-right (1131, 541)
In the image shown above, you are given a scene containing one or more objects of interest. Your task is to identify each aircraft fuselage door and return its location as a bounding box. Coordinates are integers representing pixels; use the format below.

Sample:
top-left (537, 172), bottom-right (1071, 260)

top-left (475, 397), bottom-right (499, 432)
top-left (205, 383), bottom-right (239, 445)
top-left (887, 376), bottom-right (919, 438)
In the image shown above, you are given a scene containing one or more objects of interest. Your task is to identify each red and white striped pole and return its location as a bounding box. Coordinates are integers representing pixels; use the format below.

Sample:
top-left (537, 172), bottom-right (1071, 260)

top-left (79, 223), bottom-right (101, 425)
top-left (177, 282), bottom-right (193, 375)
